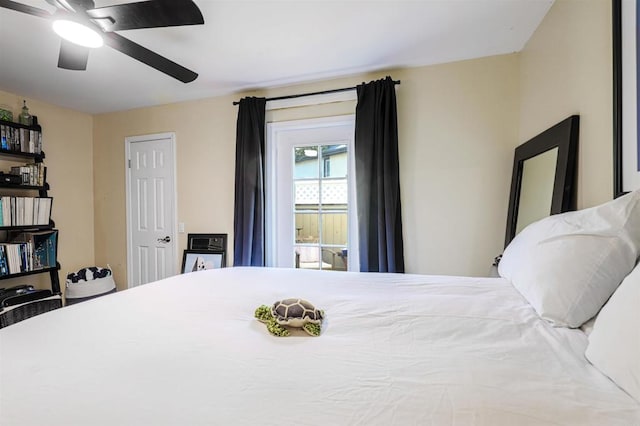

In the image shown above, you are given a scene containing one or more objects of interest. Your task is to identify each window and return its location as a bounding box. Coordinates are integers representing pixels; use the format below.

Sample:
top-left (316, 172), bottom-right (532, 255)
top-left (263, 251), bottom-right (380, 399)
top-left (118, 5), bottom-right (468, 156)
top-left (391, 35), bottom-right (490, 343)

top-left (323, 156), bottom-right (331, 177)
top-left (266, 116), bottom-right (358, 271)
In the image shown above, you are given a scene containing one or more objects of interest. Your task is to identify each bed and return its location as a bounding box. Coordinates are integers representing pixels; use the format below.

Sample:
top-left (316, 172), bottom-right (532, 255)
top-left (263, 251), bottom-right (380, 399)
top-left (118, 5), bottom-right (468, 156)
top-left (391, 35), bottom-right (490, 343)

top-left (1, 193), bottom-right (639, 425)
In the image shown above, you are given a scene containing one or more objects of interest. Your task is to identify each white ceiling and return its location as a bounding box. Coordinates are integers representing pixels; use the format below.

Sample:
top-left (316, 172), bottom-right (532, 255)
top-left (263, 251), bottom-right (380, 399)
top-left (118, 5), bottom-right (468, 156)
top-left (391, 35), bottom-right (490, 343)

top-left (0, 0), bottom-right (554, 114)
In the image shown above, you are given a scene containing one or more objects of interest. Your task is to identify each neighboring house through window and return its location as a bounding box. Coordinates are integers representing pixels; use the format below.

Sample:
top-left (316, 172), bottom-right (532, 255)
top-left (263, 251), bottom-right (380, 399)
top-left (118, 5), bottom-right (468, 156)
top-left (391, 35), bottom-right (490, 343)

top-left (323, 155), bottom-right (331, 177)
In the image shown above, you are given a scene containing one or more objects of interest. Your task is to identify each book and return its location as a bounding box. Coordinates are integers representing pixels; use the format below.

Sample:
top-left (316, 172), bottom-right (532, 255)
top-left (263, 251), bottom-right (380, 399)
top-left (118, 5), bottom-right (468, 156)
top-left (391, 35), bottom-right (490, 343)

top-left (10, 230), bottom-right (58, 270)
top-left (1, 196), bottom-right (10, 226)
top-left (16, 197), bottom-right (23, 226)
top-left (10, 127), bottom-right (18, 151)
top-left (9, 163), bottom-right (45, 187)
top-left (34, 231), bottom-right (57, 269)
top-left (32, 198), bottom-right (38, 226)
top-left (24, 197), bottom-right (33, 226)
top-left (0, 246), bottom-right (8, 276)
top-left (19, 128), bottom-right (28, 153)
top-left (37, 197), bottom-right (52, 225)
top-left (29, 130), bottom-right (35, 153)
top-left (10, 197), bottom-right (14, 226)
top-left (0, 125), bottom-right (6, 150)
top-left (0, 197), bottom-right (51, 227)
top-left (5, 243), bottom-right (20, 274)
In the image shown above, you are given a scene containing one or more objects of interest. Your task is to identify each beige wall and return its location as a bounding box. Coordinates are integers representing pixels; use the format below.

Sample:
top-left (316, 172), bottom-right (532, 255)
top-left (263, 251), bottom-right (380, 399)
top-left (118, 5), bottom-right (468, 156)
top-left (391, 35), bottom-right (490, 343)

top-left (396, 57), bottom-right (518, 275)
top-left (93, 96), bottom-right (240, 288)
top-left (0, 91), bottom-right (94, 290)
top-left (519, 0), bottom-right (612, 208)
top-left (94, 54), bottom-right (518, 283)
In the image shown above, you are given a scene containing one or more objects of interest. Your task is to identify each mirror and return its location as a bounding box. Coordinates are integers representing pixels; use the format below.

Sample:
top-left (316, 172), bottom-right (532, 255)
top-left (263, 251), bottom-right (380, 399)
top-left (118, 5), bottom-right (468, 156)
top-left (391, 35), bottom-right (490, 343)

top-left (504, 115), bottom-right (579, 247)
top-left (516, 147), bottom-right (558, 234)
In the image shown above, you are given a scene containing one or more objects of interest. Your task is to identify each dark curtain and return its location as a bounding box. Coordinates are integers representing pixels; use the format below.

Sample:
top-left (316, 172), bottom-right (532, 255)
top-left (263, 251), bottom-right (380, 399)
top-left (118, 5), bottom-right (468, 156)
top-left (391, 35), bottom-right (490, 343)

top-left (355, 76), bottom-right (405, 272)
top-left (233, 97), bottom-right (267, 266)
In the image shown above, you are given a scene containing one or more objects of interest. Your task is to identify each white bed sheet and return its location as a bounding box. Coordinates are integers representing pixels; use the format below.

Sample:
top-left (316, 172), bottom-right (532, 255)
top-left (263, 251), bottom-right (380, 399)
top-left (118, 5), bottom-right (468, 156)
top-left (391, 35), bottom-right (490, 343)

top-left (1, 267), bottom-right (638, 425)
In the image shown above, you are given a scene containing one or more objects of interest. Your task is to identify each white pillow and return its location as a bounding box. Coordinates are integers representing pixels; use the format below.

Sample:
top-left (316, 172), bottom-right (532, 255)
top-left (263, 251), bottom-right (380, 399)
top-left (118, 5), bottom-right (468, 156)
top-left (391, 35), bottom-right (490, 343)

top-left (498, 190), bottom-right (640, 327)
top-left (585, 263), bottom-right (640, 402)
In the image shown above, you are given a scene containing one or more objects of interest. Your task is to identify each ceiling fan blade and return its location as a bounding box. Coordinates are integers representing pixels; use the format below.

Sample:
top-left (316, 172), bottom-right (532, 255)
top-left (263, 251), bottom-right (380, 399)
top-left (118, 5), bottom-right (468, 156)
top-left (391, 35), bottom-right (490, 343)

top-left (103, 32), bottom-right (197, 83)
top-left (86, 0), bottom-right (204, 32)
top-left (47, 0), bottom-right (95, 13)
top-left (58, 39), bottom-right (89, 70)
top-left (0, 0), bottom-right (52, 18)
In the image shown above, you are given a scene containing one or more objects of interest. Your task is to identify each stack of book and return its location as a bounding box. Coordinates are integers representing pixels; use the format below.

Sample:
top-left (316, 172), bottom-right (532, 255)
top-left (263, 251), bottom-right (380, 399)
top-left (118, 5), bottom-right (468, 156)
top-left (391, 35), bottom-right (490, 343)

top-left (10, 163), bottom-right (45, 186)
top-left (0, 196), bottom-right (52, 227)
top-left (0, 230), bottom-right (57, 275)
top-left (0, 125), bottom-right (42, 154)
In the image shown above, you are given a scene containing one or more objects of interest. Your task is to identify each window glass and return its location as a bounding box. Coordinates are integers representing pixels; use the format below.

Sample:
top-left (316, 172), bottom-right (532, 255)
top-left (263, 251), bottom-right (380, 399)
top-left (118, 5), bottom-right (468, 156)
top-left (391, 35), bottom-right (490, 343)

top-left (292, 143), bottom-right (348, 271)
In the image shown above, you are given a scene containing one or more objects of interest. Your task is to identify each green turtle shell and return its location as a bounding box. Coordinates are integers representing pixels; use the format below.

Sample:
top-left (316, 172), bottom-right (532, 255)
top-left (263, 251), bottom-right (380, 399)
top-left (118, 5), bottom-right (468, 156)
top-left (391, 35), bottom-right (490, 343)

top-left (271, 298), bottom-right (323, 327)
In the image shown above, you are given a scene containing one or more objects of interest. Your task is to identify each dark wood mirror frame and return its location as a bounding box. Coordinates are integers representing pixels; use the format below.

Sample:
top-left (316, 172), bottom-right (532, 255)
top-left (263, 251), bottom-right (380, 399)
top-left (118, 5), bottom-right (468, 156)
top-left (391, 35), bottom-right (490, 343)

top-left (504, 115), bottom-right (580, 247)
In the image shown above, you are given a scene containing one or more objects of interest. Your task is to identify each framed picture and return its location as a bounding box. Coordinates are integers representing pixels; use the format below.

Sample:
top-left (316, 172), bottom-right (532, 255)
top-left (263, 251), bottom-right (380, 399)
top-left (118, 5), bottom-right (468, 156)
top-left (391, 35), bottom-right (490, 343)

top-left (181, 250), bottom-right (226, 273)
top-left (187, 233), bottom-right (227, 252)
top-left (613, 0), bottom-right (640, 196)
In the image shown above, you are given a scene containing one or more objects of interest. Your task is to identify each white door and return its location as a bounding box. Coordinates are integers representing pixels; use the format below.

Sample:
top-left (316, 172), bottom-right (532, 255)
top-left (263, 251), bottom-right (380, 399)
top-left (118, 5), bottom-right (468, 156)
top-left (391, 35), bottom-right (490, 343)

top-left (126, 133), bottom-right (177, 287)
top-left (266, 116), bottom-right (359, 271)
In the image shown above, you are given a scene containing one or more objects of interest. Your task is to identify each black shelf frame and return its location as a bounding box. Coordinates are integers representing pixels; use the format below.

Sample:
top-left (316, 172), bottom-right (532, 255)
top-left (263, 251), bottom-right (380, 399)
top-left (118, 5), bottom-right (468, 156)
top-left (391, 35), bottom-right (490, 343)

top-left (0, 118), bottom-right (41, 132)
top-left (0, 183), bottom-right (49, 191)
top-left (0, 149), bottom-right (44, 162)
top-left (0, 225), bottom-right (53, 232)
top-left (0, 121), bottom-right (59, 295)
top-left (0, 264), bottom-right (61, 294)
top-left (0, 264), bottom-right (60, 280)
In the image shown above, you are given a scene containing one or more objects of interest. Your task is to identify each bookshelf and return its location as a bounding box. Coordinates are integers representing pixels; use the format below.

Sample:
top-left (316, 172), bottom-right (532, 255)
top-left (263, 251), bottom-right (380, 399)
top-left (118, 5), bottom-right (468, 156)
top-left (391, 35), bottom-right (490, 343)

top-left (0, 118), bottom-right (60, 294)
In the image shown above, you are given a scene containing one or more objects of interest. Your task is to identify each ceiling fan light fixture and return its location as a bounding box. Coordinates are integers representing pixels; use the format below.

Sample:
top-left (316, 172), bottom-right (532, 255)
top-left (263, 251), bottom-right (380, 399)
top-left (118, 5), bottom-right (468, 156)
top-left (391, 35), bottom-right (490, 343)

top-left (53, 19), bottom-right (103, 48)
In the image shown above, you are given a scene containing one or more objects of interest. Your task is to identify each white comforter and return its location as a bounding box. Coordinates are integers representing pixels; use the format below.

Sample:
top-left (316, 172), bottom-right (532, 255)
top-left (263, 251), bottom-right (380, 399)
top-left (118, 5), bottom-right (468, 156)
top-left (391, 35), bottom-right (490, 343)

top-left (1, 267), bottom-right (638, 425)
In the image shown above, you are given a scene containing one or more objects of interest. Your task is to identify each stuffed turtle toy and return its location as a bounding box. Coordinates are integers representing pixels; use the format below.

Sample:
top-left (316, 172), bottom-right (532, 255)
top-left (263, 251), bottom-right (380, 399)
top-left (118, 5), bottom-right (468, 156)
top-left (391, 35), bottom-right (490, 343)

top-left (255, 298), bottom-right (324, 337)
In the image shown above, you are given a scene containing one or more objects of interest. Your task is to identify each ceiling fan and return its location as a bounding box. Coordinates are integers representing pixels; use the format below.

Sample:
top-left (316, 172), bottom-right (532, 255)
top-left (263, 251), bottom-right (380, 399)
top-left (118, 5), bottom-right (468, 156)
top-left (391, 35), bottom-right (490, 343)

top-left (0, 0), bottom-right (204, 83)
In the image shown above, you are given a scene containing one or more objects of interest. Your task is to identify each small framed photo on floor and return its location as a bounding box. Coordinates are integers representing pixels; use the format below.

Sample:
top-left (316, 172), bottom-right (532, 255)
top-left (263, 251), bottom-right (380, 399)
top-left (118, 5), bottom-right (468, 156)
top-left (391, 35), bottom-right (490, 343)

top-left (181, 250), bottom-right (226, 273)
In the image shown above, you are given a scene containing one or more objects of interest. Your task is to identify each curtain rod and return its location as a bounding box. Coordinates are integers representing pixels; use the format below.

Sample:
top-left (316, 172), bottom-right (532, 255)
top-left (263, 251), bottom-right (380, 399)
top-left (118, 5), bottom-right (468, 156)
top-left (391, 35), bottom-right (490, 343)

top-left (232, 80), bottom-right (401, 105)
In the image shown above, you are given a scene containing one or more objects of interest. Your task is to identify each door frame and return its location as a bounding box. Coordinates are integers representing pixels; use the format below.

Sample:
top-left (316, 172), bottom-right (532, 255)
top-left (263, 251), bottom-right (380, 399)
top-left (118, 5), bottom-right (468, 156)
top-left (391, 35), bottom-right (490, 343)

top-left (125, 132), bottom-right (178, 288)
top-left (266, 115), bottom-right (358, 270)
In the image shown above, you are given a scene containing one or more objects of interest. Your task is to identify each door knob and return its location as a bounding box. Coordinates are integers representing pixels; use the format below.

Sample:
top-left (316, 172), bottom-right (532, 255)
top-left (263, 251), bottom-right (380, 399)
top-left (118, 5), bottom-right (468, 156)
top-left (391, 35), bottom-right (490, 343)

top-left (158, 236), bottom-right (171, 243)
